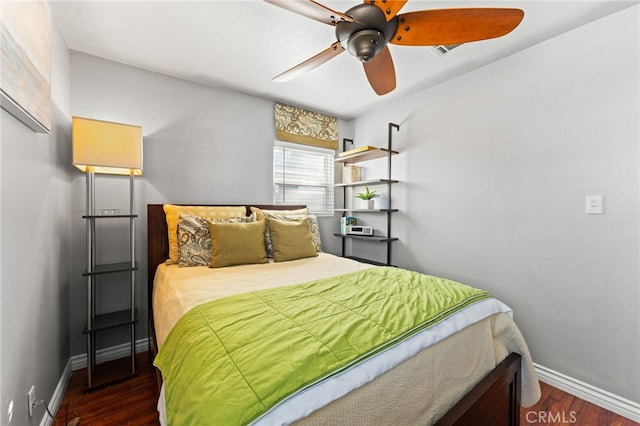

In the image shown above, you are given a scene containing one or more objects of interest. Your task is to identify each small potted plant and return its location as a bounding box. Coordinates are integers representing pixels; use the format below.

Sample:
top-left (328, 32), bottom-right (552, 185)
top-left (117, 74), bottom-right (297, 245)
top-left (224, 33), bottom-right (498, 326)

top-left (356, 186), bottom-right (380, 209)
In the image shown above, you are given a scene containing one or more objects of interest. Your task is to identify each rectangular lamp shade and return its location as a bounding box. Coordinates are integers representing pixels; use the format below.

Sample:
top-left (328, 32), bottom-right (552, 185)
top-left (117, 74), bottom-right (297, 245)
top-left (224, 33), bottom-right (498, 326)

top-left (72, 116), bottom-right (143, 176)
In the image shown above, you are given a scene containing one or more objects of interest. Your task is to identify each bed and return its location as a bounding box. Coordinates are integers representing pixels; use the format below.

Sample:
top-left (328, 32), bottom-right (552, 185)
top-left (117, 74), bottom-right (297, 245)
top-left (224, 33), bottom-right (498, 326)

top-left (147, 203), bottom-right (541, 425)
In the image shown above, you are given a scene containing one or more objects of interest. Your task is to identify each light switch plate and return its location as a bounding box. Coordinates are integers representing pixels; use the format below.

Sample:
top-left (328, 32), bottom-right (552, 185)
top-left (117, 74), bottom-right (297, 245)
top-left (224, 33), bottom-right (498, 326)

top-left (585, 195), bottom-right (603, 215)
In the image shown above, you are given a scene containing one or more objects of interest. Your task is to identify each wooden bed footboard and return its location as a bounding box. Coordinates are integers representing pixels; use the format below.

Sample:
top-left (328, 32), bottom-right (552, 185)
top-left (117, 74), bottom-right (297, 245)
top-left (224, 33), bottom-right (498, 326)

top-left (436, 352), bottom-right (522, 425)
top-left (146, 203), bottom-right (522, 425)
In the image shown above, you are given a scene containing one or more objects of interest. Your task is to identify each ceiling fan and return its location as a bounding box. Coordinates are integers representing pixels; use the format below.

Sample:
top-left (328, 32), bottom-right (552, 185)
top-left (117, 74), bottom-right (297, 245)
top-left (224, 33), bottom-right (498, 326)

top-left (265, 0), bottom-right (524, 95)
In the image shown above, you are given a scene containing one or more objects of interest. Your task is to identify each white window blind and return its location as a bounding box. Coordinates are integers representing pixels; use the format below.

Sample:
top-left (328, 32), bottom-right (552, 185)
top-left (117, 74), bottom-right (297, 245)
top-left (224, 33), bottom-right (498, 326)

top-left (273, 143), bottom-right (334, 215)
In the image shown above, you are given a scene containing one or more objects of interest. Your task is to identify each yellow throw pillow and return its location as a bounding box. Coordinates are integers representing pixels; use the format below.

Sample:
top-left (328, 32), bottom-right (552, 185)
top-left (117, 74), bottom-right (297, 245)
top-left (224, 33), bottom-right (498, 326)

top-left (163, 204), bottom-right (247, 264)
top-left (265, 217), bottom-right (318, 262)
top-left (250, 206), bottom-right (308, 221)
top-left (208, 220), bottom-right (268, 268)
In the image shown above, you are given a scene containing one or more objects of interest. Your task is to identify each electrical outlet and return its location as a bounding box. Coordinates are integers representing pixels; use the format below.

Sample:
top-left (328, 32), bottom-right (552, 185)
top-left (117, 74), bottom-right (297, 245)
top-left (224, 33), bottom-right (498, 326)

top-left (7, 400), bottom-right (14, 424)
top-left (27, 386), bottom-right (35, 418)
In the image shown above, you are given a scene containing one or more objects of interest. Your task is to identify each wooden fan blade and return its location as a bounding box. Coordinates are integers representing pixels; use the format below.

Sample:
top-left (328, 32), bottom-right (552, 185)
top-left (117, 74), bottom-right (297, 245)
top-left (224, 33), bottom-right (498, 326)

top-left (264, 0), bottom-right (354, 25)
top-left (273, 42), bottom-right (345, 83)
top-left (367, 0), bottom-right (408, 21)
top-left (391, 8), bottom-right (524, 46)
top-left (363, 46), bottom-right (396, 95)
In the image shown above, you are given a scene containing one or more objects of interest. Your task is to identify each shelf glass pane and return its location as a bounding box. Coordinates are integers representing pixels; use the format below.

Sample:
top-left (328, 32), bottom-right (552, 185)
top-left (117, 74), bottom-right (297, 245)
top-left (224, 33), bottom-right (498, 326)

top-left (83, 261), bottom-right (138, 276)
top-left (345, 256), bottom-right (395, 267)
top-left (334, 233), bottom-right (398, 242)
top-left (83, 214), bottom-right (138, 219)
top-left (334, 209), bottom-right (399, 213)
top-left (334, 179), bottom-right (399, 188)
top-left (84, 308), bottom-right (138, 333)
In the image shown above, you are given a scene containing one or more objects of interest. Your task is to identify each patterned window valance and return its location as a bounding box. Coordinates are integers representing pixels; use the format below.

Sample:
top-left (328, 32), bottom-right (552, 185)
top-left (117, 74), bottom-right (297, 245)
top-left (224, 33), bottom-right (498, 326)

top-left (274, 103), bottom-right (338, 150)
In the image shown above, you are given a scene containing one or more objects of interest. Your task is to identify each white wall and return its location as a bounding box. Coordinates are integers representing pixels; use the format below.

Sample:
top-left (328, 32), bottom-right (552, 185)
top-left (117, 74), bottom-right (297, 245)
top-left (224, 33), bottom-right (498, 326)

top-left (350, 6), bottom-right (639, 403)
top-left (0, 14), bottom-right (72, 426)
top-left (68, 53), bottom-right (348, 355)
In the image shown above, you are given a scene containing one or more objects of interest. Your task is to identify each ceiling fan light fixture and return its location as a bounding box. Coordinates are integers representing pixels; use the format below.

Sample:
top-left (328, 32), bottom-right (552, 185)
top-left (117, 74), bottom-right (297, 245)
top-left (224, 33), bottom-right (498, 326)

top-left (348, 30), bottom-right (386, 62)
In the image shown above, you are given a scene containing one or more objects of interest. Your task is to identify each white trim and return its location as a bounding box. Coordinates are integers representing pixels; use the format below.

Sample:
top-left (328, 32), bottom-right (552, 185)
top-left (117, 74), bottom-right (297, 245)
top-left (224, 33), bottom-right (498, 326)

top-left (39, 359), bottom-right (72, 426)
top-left (42, 339), bottom-right (152, 425)
top-left (535, 363), bottom-right (640, 422)
top-left (71, 338), bottom-right (151, 371)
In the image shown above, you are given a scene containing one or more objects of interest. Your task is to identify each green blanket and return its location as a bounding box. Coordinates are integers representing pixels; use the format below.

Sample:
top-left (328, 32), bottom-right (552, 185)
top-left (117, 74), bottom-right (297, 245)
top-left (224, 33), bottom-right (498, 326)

top-left (154, 266), bottom-right (490, 425)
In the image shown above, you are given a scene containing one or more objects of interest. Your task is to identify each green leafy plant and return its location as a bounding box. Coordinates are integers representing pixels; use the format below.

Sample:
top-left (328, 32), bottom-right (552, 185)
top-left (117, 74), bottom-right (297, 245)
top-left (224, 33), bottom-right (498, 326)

top-left (356, 187), bottom-right (380, 200)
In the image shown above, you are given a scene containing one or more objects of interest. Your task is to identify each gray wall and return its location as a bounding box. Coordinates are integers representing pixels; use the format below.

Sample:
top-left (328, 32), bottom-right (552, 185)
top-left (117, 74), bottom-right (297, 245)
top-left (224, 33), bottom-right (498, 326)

top-left (0, 17), bottom-right (72, 426)
top-left (3, 4), bottom-right (634, 421)
top-left (68, 52), bottom-right (348, 355)
top-left (349, 6), bottom-right (639, 402)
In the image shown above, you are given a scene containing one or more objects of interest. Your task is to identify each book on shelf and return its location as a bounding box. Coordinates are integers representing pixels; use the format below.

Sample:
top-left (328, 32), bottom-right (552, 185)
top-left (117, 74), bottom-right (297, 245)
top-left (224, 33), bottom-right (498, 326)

top-left (344, 165), bottom-right (361, 183)
top-left (340, 216), bottom-right (357, 234)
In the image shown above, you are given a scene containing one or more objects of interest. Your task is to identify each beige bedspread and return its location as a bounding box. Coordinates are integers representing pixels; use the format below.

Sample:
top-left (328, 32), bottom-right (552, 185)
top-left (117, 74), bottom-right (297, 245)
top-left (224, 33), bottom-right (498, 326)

top-left (153, 253), bottom-right (372, 348)
top-left (153, 253), bottom-right (541, 424)
top-left (295, 312), bottom-right (540, 424)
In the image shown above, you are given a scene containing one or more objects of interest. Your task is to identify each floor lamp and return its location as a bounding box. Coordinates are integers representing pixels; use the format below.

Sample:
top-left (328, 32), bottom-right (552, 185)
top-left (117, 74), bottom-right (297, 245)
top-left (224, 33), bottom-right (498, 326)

top-left (72, 116), bottom-right (143, 389)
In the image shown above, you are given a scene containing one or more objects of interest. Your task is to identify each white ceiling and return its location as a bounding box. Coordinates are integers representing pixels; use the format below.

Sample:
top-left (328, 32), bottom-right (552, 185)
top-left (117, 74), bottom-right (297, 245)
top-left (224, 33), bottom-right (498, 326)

top-left (49, 0), bottom-right (636, 120)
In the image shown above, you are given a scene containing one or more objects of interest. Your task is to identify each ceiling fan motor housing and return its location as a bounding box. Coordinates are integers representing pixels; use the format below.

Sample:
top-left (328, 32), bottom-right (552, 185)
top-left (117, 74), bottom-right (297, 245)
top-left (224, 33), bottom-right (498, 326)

top-left (336, 4), bottom-right (398, 62)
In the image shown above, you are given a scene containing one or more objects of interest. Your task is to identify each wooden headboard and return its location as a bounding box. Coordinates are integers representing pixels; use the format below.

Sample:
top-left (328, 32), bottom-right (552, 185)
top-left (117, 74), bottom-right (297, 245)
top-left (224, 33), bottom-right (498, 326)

top-left (146, 204), bottom-right (306, 308)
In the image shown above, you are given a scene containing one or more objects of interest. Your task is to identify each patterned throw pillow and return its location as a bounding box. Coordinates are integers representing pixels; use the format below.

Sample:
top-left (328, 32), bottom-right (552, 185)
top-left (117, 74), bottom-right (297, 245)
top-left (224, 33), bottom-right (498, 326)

top-left (164, 204), bottom-right (247, 265)
top-left (307, 214), bottom-right (322, 252)
top-left (177, 214), bottom-right (254, 267)
top-left (250, 207), bottom-right (308, 221)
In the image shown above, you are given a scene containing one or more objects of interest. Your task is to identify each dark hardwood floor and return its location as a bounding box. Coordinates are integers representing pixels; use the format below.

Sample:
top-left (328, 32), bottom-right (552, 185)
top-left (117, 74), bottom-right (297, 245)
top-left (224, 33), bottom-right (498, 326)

top-left (55, 353), bottom-right (638, 425)
top-left (54, 352), bottom-right (159, 425)
top-left (521, 381), bottom-right (638, 426)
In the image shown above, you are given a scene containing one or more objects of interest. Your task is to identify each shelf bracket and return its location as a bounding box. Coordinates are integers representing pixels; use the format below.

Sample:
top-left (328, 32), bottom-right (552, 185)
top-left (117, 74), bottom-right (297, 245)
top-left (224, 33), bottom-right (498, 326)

top-left (341, 138), bottom-right (354, 258)
top-left (387, 123), bottom-right (400, 265)
top-left (342, 138), bottom-right (354, 152)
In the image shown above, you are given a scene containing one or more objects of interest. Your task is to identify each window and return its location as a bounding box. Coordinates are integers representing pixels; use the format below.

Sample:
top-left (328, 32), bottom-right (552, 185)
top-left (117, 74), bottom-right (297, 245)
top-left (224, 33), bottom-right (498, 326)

top-left (273, 142), bottom-right (334, 215)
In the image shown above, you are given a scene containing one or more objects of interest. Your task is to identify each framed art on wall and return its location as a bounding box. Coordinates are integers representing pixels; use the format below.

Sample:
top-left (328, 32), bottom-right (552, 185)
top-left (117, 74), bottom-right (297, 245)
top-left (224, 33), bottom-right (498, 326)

top-left (0, 1), bottom-right (52, 133)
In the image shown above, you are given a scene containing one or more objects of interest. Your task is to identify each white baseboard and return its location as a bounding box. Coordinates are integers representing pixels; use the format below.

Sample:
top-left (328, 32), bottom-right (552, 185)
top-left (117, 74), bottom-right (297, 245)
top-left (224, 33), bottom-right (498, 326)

top-left (534, 363), bottom-right (640, 422)
top-left (40, 359), bottom-right (72, 426)
top-left (70, 338), bottom-right (151, 371)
